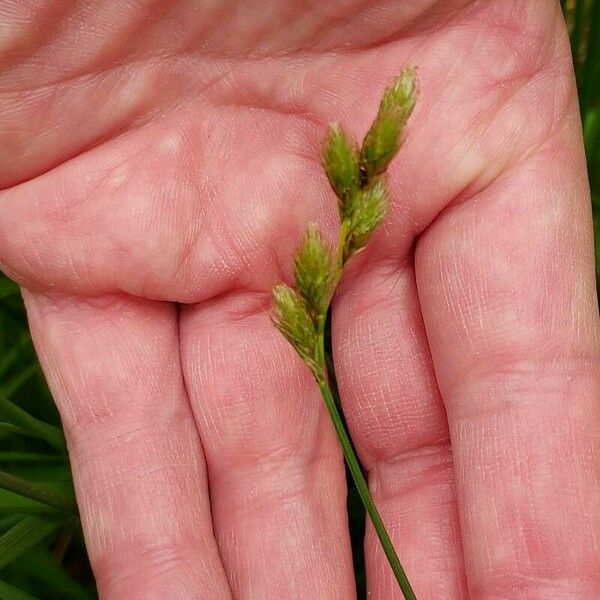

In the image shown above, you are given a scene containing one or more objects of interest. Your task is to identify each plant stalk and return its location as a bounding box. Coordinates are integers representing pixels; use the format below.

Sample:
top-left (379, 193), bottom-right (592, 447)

top-left (0, 471), bottom-right (76, 512)
top-left (315, 360), bottom-right (416, 599)
top-left (0, 396), bottom-right (67, 453)
top-left (313, 219), bottom-right (417, 599)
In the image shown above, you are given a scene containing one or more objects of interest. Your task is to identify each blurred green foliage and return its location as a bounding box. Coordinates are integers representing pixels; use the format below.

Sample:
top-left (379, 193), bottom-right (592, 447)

top-left (562, 0), bottom-right (600, 284)
top-left (0, 4), bottom-right (598, 597)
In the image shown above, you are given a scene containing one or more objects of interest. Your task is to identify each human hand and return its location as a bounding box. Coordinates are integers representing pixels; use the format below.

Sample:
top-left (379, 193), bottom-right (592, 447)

top-left (1, 1), bottom-right (599, 597)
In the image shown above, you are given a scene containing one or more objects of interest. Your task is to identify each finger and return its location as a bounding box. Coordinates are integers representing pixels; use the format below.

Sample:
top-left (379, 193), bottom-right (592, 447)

top-left (179, 291), bottom-right (356, 599)
top-left (415, 103), bottom-right (600, 595)
top-left (333, 262), bottom-right (468, 598)
top-left (23, 291), bottom-right (232, 599)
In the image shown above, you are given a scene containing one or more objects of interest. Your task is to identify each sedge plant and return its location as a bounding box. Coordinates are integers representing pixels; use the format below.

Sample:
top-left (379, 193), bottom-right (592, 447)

top-left (272, 67), bottom-right (418, 599)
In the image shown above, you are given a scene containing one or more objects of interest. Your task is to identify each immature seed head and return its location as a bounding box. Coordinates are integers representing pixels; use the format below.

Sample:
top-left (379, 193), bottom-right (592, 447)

top-left (344, 179), bottom-right (388, 260)
top-left (272, 284), bottom-right (320, 374)
top-left (360, 67), bottom-right (417, 179)
top-left (323, 123), bottom-right (361, 212)
top-left (294, 225), bottom-right (337, 317)
top-left (272, 68), bottom-right (418, 373)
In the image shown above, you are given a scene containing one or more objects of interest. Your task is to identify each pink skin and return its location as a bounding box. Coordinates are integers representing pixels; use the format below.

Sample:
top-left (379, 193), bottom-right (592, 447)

top-left (1, 1), bottom-right (599, 598)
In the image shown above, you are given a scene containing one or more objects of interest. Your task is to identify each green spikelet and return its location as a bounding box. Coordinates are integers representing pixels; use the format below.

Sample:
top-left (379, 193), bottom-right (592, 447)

top-left (272, 284), bottom-right (320, 375)
top-left (344, 179), bottom-right (388, 260)
top-left (294, 225), bottom-right (337, 316)
top-left (360, 67), bottom-right (417, 178)
top-left (323, 123), bottom-right (361, 212)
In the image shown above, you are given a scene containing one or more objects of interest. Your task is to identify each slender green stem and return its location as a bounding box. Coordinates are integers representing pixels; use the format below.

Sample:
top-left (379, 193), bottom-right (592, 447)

top-left (580, 0), bottom-right (600, 114)
top-left (0, 396), bottom-right (67, 452)
top-left (314, 208), bottom-right (417, 598)
top-left (0, 515), bottom-right (61, 570)
top-left (570, 0), bottom-right (585, 75)
top-left (316, 373), bottom-right (416, 599)
top-left (0, 471), bottom-right (76, 512)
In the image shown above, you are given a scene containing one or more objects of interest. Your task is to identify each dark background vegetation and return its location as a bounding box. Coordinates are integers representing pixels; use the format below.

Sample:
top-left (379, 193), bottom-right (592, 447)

top-left (0, 3), bottom-right (598, 598)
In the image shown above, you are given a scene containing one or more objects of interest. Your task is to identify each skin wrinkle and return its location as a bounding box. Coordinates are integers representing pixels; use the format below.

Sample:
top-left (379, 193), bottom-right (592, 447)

top-left (372, 442), bottom-right (454, 501)
top-left (0, 1), bottom-right (71, 68)
top-left (0, 60), bottom-right (233, 189)
top-left (0, 0), bottom-right (465, 95)
top-left (335, 262), bottom-right (450, 467)
top-left (364, 466), bottom-right (466, 599)
top-left (182, 310), bottom-right (322, 464)
top-left (96, 542), bottom-right (230, 600)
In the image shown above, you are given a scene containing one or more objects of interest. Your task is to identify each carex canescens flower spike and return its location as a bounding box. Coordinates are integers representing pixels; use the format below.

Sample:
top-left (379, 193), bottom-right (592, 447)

top-left (360, 67), bottom-right (417, 179)
top-left (294, 225), bottom-right (338, 318)
top-left (272, 284), bottom-right (320, 376)
top-left (343, 179), bottom-right (388, 261)
top-left (322, 123), bottom-right (361, 213)
top-left (271, 66), bottom-right (419, 600)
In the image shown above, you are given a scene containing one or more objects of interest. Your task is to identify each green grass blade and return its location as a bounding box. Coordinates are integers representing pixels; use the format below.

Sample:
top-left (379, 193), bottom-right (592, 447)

top-left (585, 108), bottom-right (600, 147)
top-left (0, 490), bottom-right (62, 516)
top-left (570, 0), bottom-right (586, 73)
top-left (0, 516), bottom-right (60, 570)
top-left (17, 547), bottom-right (94, 600)
top-left (594, 209), bottom-right (600, 276)
top-left (0, 472), bottom-right (75, 513)
top-left (0, 278), bottom-right (19, 300)
top-left (0, 335), bottom-right (30, 379)
top-left (0, 517), bottom-right (22, 532)
top-left (0, 299), bottom-right (25, 327)
top-left (580, 0), bottom-right (600, 113)
top-left (0, 453), bottom-right (64, 464)
top-left (8, 463), bottom-right (72, 484)
top-left (0, 424), bottom-right (28, 437)
top-left (585, 108), bottom-right (600, 181)
top-left (0, 580), bottom-right (39, 600)
top-left (0, 398), bottom-right (66, 453)
top-left (0, 365), bottom-right (39, 399)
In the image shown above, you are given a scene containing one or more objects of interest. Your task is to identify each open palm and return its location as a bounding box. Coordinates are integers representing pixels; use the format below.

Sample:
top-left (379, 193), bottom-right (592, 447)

top-left (1, 1), bottom-right (599, 598)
